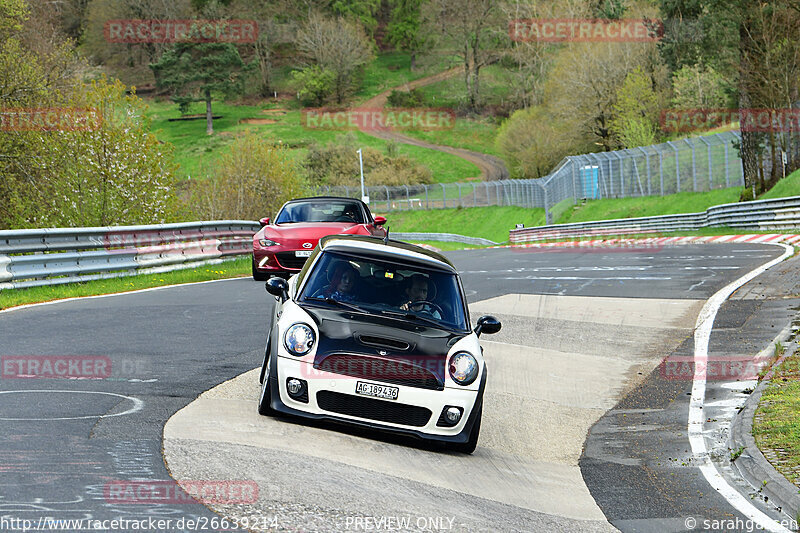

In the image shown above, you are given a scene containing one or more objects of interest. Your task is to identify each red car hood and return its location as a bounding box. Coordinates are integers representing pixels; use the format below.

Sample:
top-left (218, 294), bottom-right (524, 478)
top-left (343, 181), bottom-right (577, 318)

top-left (258, 222), bottom-right (366, 247)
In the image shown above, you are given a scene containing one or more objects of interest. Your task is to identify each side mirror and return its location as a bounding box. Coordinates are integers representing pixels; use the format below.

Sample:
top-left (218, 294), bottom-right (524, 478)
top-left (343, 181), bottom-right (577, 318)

top-left (474, 315), bottom-right (501, 337)
top-left (259, 217), bottom-right (270, 226)
top-left (373, 216), bottom-right (387, 226)
top-left (266, 277), bottom-right (289, 302)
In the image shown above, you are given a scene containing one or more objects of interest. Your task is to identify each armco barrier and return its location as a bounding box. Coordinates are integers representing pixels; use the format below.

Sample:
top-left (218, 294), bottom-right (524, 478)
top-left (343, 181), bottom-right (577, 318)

top-left (0, 221), bottom-right (260, 290)
top-left (391, 232), bottom-right (498, 246)
top-left (509, 196), bottom-right (800, 243)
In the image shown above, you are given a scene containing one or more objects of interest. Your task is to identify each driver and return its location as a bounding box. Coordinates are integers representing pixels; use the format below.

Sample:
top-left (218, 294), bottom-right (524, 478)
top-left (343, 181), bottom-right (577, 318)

top-left (399, 274), bottom-right (441, 319)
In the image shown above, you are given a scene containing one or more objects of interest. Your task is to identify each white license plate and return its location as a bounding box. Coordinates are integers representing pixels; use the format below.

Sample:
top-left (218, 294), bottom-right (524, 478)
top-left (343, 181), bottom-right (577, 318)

top-left (355, 381), bottom-right (399, 400)
top-left (295, 250), bottom-right (313, 258)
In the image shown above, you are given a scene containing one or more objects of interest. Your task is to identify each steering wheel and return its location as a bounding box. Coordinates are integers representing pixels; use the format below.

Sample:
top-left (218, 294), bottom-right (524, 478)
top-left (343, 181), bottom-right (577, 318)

top-left (405, 300), bottom-right (443, 317)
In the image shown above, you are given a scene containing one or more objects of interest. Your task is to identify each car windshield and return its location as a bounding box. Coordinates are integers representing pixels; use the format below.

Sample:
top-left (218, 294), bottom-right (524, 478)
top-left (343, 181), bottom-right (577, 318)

top-left (275, 201), bottom-right (365, 224)
top-left (299, 251), bottom-right (468, 332)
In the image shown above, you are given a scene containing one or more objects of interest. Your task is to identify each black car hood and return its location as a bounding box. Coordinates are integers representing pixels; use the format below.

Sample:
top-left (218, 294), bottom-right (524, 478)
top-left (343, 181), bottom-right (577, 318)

top-left (303, 305), bottom-right (465, 385)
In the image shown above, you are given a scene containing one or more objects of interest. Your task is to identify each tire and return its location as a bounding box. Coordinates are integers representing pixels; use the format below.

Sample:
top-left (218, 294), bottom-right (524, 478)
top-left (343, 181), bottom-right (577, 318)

top-left (252, 257), bottom-right (269, 281)
top-left (451, 404), bottom-right (481, 454)
top-left (258, 355), bottom-right (276, 416)
top-left (259, 334), bottom-right (271, 384)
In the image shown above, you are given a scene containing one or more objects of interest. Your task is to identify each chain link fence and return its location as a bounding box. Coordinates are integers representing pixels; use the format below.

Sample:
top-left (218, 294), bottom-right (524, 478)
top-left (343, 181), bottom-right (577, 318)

top-left (320, 131), bottom-right (785, 222)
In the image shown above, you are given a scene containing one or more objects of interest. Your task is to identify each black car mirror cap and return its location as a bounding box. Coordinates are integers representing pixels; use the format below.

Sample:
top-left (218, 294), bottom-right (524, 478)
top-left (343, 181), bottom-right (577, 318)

top-left (474, 315), bottom-right (501, 337)
top-left (266, 277), bottom-right (289, 302)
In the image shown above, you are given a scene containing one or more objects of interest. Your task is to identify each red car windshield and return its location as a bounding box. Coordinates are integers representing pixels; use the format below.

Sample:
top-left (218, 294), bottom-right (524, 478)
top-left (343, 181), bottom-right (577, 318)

top-left (275, 201), bottom-right (365, 224)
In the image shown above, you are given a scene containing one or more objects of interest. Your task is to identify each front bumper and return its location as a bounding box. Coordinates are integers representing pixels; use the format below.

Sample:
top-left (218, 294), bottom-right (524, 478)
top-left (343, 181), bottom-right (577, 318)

top-left (267, 353), bottom-right (486, 444)
top-left (253, 249), bottom-right (306, 273)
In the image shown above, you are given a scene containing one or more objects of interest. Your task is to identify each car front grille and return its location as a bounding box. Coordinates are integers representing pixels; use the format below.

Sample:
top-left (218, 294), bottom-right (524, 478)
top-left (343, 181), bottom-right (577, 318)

top-left (315, 354), bottom-right (443, 391)
top-left (274, 252), bottom-right (308, 270)
top-left (316, 390), bottom-right (432, 427)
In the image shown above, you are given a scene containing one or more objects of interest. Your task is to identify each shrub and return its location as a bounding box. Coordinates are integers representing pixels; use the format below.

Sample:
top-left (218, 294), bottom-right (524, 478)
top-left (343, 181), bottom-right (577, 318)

top-left (386, 88), bottom-right (425, 108)
top-left (188, 132), bottom-right (309, 220)
top-left (304, 135), bottom-right (432, 187)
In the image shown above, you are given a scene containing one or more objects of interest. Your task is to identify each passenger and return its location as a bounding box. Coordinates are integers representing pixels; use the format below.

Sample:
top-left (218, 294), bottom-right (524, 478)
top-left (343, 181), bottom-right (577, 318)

top-left (319, 263), bottom-right (358, 302)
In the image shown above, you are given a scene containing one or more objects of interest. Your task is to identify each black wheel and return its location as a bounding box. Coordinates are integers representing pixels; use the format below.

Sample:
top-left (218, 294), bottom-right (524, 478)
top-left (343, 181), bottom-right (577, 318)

top-left (451, 404), bottom-right (481, 454)
top-left (252, 257), bottom-right (269, 281)
top-left (258, 355), bottom-right (276, 416)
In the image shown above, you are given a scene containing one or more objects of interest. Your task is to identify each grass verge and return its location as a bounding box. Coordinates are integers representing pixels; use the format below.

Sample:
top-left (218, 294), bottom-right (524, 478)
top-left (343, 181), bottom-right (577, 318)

top-left (753, 345), bottom-right (800, 483)
top-left (383, 206), bottom-right (546, 243)
top-left (760, 168), bottom-right (800, 200)
top-left (0, 257), bottom-right (251, 311)
top-left (556, 188), bottom-right (744, 225)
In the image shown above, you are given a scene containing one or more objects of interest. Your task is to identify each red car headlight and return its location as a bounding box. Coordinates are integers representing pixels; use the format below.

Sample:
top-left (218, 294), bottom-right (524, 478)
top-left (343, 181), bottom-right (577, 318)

top-left (259, 239), bottom-right (279, 247)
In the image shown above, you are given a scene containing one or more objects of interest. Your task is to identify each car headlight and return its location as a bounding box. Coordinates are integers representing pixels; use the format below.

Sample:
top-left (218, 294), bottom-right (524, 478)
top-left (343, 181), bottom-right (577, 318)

top-left (449, 352), bottom-right (478, 386)
top-left (259, 239), bottom-right (279, 247)
top-left (284, 324), bottom-right (315, 356)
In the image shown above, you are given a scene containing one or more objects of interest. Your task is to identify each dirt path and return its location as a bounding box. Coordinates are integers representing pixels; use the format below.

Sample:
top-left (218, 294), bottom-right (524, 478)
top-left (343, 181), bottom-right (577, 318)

top-left (360, 67), bottom-right (509, 182)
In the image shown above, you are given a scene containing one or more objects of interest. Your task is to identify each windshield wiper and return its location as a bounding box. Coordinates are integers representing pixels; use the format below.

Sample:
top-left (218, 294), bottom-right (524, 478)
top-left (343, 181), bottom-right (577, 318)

top-left (306, 296), bottom-right (366, 313)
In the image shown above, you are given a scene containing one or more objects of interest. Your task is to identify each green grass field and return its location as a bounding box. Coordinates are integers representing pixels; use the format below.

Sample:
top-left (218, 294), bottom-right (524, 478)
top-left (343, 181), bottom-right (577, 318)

top-left (555, 187), bottom-right (744, 225)
top-left (384, 206), bottom-right (547, 243)
top-left (753, 348), bottom-right (800, 483)
top-left (760, 168), bottom-right (800, 199)
top-left (356, 52), bottom-right (458, 100)
top-left (0, 258), bottom-right (251, 310)
top-left (146, 100), bottom-right (480, 182)
top-left (401, 116), bottom-right (502, 157)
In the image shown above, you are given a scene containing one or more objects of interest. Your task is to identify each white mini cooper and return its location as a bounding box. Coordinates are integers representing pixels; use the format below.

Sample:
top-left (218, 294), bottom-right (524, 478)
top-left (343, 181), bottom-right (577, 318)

top-left (258, 234), bottom-right (500, 453)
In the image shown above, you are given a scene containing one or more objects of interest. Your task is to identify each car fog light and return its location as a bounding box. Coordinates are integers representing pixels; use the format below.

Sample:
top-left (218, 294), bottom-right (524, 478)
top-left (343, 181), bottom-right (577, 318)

top-left (287, 378), bottom-right (303, 395)
top-left (437, 405), bottom-right (464, 427)
top-left (445, 407), bottom-right (461, 423)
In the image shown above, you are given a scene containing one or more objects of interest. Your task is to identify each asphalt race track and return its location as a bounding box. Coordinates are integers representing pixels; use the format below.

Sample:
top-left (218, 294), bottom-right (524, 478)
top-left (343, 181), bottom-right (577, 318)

top-left (0, 243), bottom-right (796, 533)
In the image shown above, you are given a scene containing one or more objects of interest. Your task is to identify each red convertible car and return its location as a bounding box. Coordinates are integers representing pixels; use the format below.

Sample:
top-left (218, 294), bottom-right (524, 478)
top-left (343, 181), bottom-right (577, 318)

top-left (252, 197), bottom-right (387, 280)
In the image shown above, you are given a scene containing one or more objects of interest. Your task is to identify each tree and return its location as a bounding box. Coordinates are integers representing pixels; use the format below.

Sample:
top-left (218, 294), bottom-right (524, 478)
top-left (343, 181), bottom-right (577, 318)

top-left (330, 0), bottom-right (381, 35)
top-left (670, 63), bottom-right (732, 109)
top-left (496, 105), bottom-right (591, 179)
top-left (666, 0), bottom-right (800, 193)
top-left (544, 41), bottom-right (662, 151)
top-left (611, 66), bottom-right (660, 148)
top-left (189, 132), bottom-right (308, 220)
top-left (426, 0), bottom-right (505, 110)
top-left (150, 26), bottom-right (250, 135)
top-left (295, 12), bottom-right (374, 104)
top-left (387, 0), bottom-right (429, 70)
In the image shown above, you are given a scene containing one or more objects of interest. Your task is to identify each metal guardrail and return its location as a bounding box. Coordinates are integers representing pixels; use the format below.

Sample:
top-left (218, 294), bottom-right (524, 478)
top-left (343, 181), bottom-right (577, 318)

top-left (0, 221), bottom-right (260, 290)
top-left (391, 232), bottom-right (498, 246)
top-left (509, 196), bottom-right (800, 243)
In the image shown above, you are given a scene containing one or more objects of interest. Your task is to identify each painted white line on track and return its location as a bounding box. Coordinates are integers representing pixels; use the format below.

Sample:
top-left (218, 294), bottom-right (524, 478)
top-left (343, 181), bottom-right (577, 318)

top-left (688, 243), bottom-right (794, 533)
top-left (0, 277), bottom-right (251, 315)
top-left (0, 390), bottom-right (143, 421)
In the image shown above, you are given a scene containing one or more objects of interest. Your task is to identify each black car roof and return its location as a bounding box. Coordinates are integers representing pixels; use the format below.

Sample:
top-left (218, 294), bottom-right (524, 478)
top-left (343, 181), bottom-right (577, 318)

top-left (318, 234), bottom-right (457, 272)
